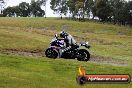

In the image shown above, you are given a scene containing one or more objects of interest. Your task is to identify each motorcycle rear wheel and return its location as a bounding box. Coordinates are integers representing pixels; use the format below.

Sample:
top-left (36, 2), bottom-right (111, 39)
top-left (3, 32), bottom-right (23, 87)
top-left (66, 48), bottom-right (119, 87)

top-left (77, 49), bottom-right (90, 61)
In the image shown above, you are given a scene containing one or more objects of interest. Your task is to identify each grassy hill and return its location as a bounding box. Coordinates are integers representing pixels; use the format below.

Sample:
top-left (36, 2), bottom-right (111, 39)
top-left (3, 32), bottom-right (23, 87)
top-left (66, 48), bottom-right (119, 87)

top-left (0, 17), bottom-right (132, 88)
top-left (0, 17), bottom-right (132, 62)
top-left (0, 54), bottom-right (132, 88)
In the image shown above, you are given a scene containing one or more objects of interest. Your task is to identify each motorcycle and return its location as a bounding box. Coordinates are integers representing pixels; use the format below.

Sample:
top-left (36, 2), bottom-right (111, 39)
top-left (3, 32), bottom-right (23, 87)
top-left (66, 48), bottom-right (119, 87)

top-left (45, 35), bottom-right (91, 61)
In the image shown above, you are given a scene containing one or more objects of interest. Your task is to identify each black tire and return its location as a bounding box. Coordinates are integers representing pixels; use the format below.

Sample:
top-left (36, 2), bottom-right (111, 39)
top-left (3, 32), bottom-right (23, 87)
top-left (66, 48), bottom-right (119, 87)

top-left (76, 76), bottom-right (86, 85)
top-left (77, 49), bottom-right (90, 61)
top-left (45, 48), bottom-right (58, 59)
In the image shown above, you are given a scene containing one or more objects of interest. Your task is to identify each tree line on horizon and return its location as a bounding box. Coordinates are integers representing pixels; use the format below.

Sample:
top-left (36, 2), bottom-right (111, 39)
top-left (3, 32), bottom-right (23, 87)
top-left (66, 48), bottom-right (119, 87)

top-left (0, 0), bottom-right (132, 26)
top-left (0, 0), bottom-right (46, 17)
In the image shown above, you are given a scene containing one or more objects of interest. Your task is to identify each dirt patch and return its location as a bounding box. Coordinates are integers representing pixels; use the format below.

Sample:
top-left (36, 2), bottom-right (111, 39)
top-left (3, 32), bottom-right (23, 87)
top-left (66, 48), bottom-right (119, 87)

top-left (0, 49), bottom-right (132, 66)
top-left (90, 55), bottom-right (132, 66)
top-left (0, 49), bottom-right (44, 57)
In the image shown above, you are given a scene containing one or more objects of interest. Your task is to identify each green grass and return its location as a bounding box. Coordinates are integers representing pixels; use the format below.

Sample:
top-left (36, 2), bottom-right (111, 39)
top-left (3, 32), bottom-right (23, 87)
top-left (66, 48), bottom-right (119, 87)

top-left (0, 17), bottom-right (132, 34)
top-left (0, 28), bottom-right (51, 51)
top-left (0, 54), bottom-right (132, 88)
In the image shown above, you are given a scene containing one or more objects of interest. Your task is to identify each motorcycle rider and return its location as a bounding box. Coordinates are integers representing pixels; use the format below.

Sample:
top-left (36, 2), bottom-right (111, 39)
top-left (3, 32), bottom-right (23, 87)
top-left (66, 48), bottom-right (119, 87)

top-left (59, 31), bottom-right (77, 47)
top-left (51, 31), bottom-right (78, 57)
top-left (58, 31), bottom-right (79, 57)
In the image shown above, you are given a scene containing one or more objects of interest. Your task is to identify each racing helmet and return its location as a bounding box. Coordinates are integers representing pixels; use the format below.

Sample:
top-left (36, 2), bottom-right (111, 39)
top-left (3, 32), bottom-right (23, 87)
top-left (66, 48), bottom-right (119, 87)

top-left (60, 31), bottom-right (68, 38)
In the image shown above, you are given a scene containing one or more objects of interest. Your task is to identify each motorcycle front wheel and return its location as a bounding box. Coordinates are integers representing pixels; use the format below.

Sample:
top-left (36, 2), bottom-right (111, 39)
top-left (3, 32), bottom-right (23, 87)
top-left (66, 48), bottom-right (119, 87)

top-left (45, 48), bottom-right (58, 59)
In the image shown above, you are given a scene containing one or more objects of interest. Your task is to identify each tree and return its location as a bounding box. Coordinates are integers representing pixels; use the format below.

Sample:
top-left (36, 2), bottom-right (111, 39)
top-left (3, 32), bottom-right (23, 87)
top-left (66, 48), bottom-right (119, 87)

top-left (31, 0), bottom-right (47, 17)
top-left (67, 0), bottom-right (86, 20)
top-left (75, 0), bottom-right (84, 20)
top-left (30, 0), bottom-right (45, 17)
top-left (0, 0), bottom-right (5, 10)
top-left (67, 0), bottom-right (94, 20)
top-left (18, 2), bottom-right (30, 17)
top-left (94, 0), bottom-right (112, 21)
top-left (3, 2), bottom-right (31, 17)
top-left (14, 6), bottom-right (21, 17)
top-left (67, 0), bottom-right (77, 18)
top-left (0, 0), bottom-right (7, 14)
top-left (50, 0), bottom-right (68, 19)
top-left (75, 0), bottom-right (94, 20)
top-left (91, 3), bottom-right (97, 19)
top-left (124, 1), bottom-right (132, 25)
top-left (3, 0), bottom-right (45, 17)
top-left (3, 6), bottom-right (16, 17)
top-left (85, 0), bottom-right (94, 19)
top-left (40, 0), bottom-right (47, 18)
top-left (110, 0), bottom-right (126, 24)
